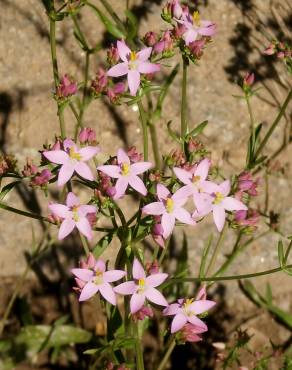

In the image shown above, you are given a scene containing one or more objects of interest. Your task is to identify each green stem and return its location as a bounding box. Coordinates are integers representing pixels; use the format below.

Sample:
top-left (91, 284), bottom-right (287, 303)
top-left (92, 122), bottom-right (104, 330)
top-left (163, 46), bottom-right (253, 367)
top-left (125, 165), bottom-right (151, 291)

top-left (246, 95), bottom-right (255, 131)
top-left (254, 88), bottom-right (292, 159)
top-left (137, 100), bottom-right (149, 161)
top-left (98, 0), bottom-right (126, 32)
top-left (205, 223), bottom-right (227, 276)
top-left (49, 18), bottom-right (59, 87)
top-left (149, 122), bottom-right (161, 169)
top-left (0, 202), bottom-right (49, 222)
top-left (58, 104), bottom-right (66, 139)
top-left (135, 323), bottom-right (145, 370)
top-left (157, 336), bottom-right (176, 370)
top-left (181, 56), bottom-right (188, 142)
top-left (79, 233), bottom-right (90, 256)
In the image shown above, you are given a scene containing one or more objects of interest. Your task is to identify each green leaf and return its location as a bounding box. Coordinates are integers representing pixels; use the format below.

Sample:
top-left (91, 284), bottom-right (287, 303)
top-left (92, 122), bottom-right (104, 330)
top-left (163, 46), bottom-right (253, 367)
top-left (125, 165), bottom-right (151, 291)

top-left (167, 120), bottom-right (181, 143)
top-left (278, 240), bottom-right (285, 267)
top-left (41, 0), bottom-right (53, 12)
top-left (125, 10), bottom-right (138, 40)
top-left (265, 283), bottom-right (273, 304)
top-left (93, 232), bottom-right (114, 259)
top-left (107, 305), bottom-right (123, 341)
top-left (0, 181), bottom-right (21, 201)
top-left (186, 120), bottom-right (208, 140)
top-left (87, 3), bottom-right (125, 39)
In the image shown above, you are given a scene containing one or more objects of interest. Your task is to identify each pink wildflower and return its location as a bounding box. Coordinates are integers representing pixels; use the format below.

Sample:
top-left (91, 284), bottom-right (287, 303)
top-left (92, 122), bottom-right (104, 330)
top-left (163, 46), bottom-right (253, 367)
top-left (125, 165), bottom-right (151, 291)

top-left (114, 258), bottom-right (168, 314)
top-left (163, 297), bottom-right (215, 333)
top-left (49, 192), bottom-right (96, 240)
top-left (238, 171), bottom-right (259, 196)
top-left (91, 67), bottom-right (108, 94)
top-left (43, 139), bottom-right (99, 187)
top-left (162, 0), bottom-right (183, 20)
top-left (152, 221), bottom-right (165, 248)
top-left (144, 31), bottom-right (158, 47)
top-left (127, 146), bottom-right (142, 163)
top-left (107, 82), bottom-right (126, 103)
top-left (174, 158), bottom-right (218, 212)
top-left (143, 184), bottom-right (195, 238)
top-left (193, 180), bottom-right (248, 232)
top-left (177, 11), bottom-right (216, 45)
top-left (180, 323), bottom-right (207, 342)
top-left (107, 40), bottom-right (160, 96)
top-left (97, 148), bottom-right (152, 199)
top-left (56, 74), bottom-right (78, 98)
top-left (234, 209), bottom-right (259, 228)
top-left (72, 258), bottom-right (125, 304)
top-left (79, 127), bottom-right (97, 144)
top-left (31, 169), bottom-right (52, 186)
top-left (132, 306), bottom-right (154, 321)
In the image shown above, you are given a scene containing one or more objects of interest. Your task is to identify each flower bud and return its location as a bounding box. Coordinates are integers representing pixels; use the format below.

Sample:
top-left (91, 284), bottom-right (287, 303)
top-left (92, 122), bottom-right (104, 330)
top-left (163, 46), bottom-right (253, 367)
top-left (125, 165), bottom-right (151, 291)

top-left (22, 159), bottom-right (38, 177)
top-left (92, 68), bottom-right (108, 94)
top-left (79, 127), bottom-right (97, 144)
top-left (132, 306), bottom-right (154, 321)
top-left (107, 45), bottom-right (120, 65)
top-left (144, 31), bottom-right (158, 47)
top-left (243, 72), bottom-right (255, 87)
top-left (31, 169), bottom-right (52, 186)
top-left (127, 146), bottom-right (142, 163)
top-left (107, 82), bottom-right (125, 103)
top-left (56, 74), bottom-right (78, 98)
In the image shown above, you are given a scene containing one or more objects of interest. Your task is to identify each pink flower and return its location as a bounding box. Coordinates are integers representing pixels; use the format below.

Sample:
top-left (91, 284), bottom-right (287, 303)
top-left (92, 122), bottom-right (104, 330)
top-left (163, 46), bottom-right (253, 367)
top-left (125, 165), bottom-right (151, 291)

top-left (238, 171), bottom-right (259, 196)
top-left (107, 40), bottom-right (160, 96)
top-left (56, 74), bottom-right (78, 98)
top-left (152, 221), bottom-right (165, 248)
top-left (193, 180), bottom-right (248, 232)
top-left (107, 82), bottom-right (126, 103)
top-left (174, 158), bottom-right (218, 212)
top-left (163, 297), bottom-right (215, 333)
top-left (143, 184), bottom-right (195, 238)
top-left (180, 323), bottom-right (207, 342)
top-left (79, 127), bottom-right (96, 144)
top-left (132, 306), bottom-right (154, 321)
top-left (49, 192), bottom-right (97, 240)
top-left (144, 31), bottom-right (158, 47)
top-left (72, 258), bottom-right (125, 304)
top-left (177, 11), bottom-right (216, 45)
top-left (31, 169), bottom-right (52, 186)
top-left (234, 209), bottom-right (259, 228)
top-left (97, 148), bottom-right (152, 199)
top-left (43, 139), bottom-right (99, 187)
top-left (114, 258), bottom-right (168, 314)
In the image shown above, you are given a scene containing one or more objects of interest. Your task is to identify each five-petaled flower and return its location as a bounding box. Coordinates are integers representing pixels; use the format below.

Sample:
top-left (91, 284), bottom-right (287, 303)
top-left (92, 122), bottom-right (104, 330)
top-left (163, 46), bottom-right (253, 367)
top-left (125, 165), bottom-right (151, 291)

top-left (163, 297), bottom-right (215, 333)
top-left (114, 258), bottom-right (168, 314)
top-left (72, 258), bottom-right (126, 304)
top-left (176, 10), bottom-right (216, 45)
top-left (142, 183), bottom-right (195, 239)
top-left (97, 148), bottom-right (152, 199)
top-left (49, 192), bottom-right (96, 240)
top-left (44, 139), bottom-right (99, 187)
top-left (193, 180), bottom-right (248, 232)
top-left (107, 40), bottom-right (160, 96)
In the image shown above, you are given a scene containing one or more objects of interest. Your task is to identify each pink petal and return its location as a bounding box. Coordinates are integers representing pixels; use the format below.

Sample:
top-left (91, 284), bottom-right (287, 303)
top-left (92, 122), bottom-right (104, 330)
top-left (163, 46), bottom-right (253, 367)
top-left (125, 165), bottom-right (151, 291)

top-left (145, 287), bottom-right (168, 306)
top-left (193, 193), bottom-right (213, 215)
top-left (76, 217), bottom-right (93, 240)
top-left (49, 204), bottom-right (69, 218)
top-left (71, 268), bottom-right (93, 282)
top-left (138, 62), bottom-right (160, 74)
top-left (79, 282), bottom-right (99, 301)
top-left (201, 180), bottom-right (219, 194)
top-left (104, 270), bottom-right (126, 283)
top-left (127, 70), bottom-right (141, 96)
top-left (173, 208), bottom-right (195, 225)
top-left (74, 162), bottom-right (94, 181)
top-left (132, 258), bottom-right (146, 280)
top-left (171, 313), bottom-right (188, 333)
top-left (219, 180), bottom-right (231, 196)
top-left (107, 62), bottom-right (129, 77)
top-left (213, 205), bottom-right (225, 232)
top-left (161, 212), bottom-right (175, 239)
top-left (58, 163), bottom-right (75, 186)
top-left (194, 158), bottom-right (210, 180)
top-left (131, 162), bottom-right (152, 175)
top-left (43, 150), bottom-right (69, 164)
top-left (78, 204), bottom-right (97, 216)
top-left (117, 40), bottom-right (131, 62)
top-left (173, 167), bottom-right (192, 185)
top-left (97, 165), bottom-right (121, 178)
top-left (222, 197), bottom-right (248, 211)
top-left (128, 175), bottom-right (147, 195)
top-left (184, 28), bottom-right (198, 45)
top-left (99, 282), bottom-right (117, 305)
top-left (189, 300), bottom-right (216, 314)
top-left (66, 192), bottom-right (80, 207)
top-left (63, 139), bottom-right (75, 151)
top-left (79, 146), bottom-right (99, 161)
top-left (188, 315), bottom-right (208, 330)
top-left (130, 293), bottom-right (145, 313)
top-left (95, 259), bottom-right (106, 272)
top-left (58, 218), bottom-right (75, 239)
top-left (137, 47), bottom-right (152, 61)
top-left (114, 281), bottom-right (136, 295)
top-left (172, 186), bottom-right (191, 207)
top-left (163, 303), bottom-right (180, 316)
top-left (142, 201), bottom-right (165, 215)
top-left (146, 273), bottom-right (168, 288)
top-left (199, 22), bottom-right (216, 36)
top-left (117, 148), bottom-right (130, 165)
top-left (114, 177), bottom-right (129, 199)
top-left (157, 183), bottom-right (170, 201)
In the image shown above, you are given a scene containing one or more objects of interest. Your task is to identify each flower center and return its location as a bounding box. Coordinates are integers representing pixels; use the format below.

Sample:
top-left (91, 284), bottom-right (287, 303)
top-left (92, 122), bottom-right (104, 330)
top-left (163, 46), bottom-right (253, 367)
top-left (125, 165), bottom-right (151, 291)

top-left (183, 298), bottom-right (194, 316)
top-left (128, 51), bottom-right (138, 70)
top-left (93, 269), bottom-right (103, 285)
top-left (213, 192), bottom-right (224, 205)
top-left (72, 205), bottom-right (79, 222)
top-left (192, 175), bottom-right (201, 184)
top-left (121, 162), bottom-right (130, 176)
top-left (69, 147), bottom-right (82, 161)
top-left (192, 10), bottom-right (201, 26)
top-left (137, 278), bottom-right (146, 293)
top-left (166, 198), bottom-right (174, 213)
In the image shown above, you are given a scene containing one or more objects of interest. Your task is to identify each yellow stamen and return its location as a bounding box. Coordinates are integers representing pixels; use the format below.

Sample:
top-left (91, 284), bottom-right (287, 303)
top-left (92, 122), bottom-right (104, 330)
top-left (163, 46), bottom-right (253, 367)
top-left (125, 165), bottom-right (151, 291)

top-left (130, 51), bottom-right (137, 61)
top-left (69, 147), bottom-right (82, 161)
top-left (121, 163), bottom-right (130, 176)
top-left (183, 298), bottom-right (195, 316)
top-left (94, 269), bottom-right (103, 285)
top-left (192, 175), bottom-right (201, 183)
top-left (166, 198), bottom-right (174, 213)
top-left (213, 192), bottom-right (224, 205)
top-left (72, 206), bottom-right (79, 222)
top-left (193, 10), bottom-right (201, 26)
top-left (137, 278), bottom-right (145, 293)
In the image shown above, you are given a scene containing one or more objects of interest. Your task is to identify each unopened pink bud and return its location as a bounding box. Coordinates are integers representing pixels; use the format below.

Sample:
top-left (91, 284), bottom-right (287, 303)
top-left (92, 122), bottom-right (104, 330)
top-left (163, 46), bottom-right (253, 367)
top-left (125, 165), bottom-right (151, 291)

top-left (22, 159), bottom-right (38, 177)
top-left (107, 45), bottom-right (120, 65)
top-left (127, 146), bottom-right (142, 162)
top-left (243, 72), bottom-right (255, 86)
top-left (31, 169), bottom-right (52, 186)
top-left (144, 31), bottom-right (158, 47)
top-left (79, 127), bottom-right (97, 144)
top-left (132, 306), bottom-right (154, 321)
top-left (56, 74), bottom-right (78, 98)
